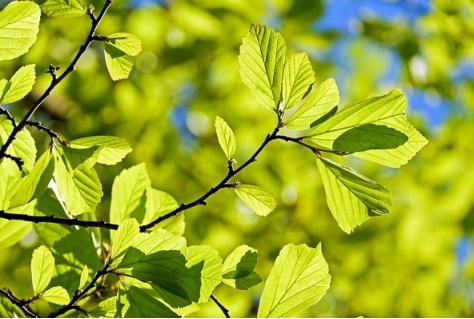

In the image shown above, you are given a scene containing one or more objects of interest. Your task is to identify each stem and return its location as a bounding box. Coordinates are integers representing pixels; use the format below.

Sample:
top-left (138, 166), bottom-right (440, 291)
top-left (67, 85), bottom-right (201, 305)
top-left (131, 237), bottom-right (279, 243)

top-left (211, 294), bottom-right (231, 318)
top-left (275, 135), bottom-right (348, 155)
top-left (0, 288), bottom-right (37, 318)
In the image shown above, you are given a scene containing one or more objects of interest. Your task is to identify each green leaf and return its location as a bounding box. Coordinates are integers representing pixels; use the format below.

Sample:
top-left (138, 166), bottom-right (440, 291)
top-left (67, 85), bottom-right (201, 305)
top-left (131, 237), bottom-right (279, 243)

top-left (0, 119), bottom-right (37, 173)
top-left (0, 1), bottom-right (41, 61)
top-left (117, 285), bottom-right (179, 318)
top-left (285, 78), bottom-right (340, 130)
top-left (79, 265), bottom-right (88, 289)
top-left (0, 164), bottom-right (22, 210)
top-left (222, 245), bottom-right (262, 290)
top-left (316, 157), bottom-right (391, 233)
top-left (214, 116), bottom-right (236, 159)
top-left (0, 201), bottom-right (33, 249)
top-left (258, 243), bottom-right (331, 318)
top-left (41, 286), bottom-right (70, 305)
top-left (143, 187), bottom-right (183, 235)
top-left (239, 24), bottom-right (286, 111)
top-left (106, 33), bottom-right (142, 56)
top-left (104, 44), bottom-right (135, 81)
top-left (282, 52), bottom-right (315, 109)
top-left (0, 64), bottom-right (36, 104)
top-left (235, 184), bottom-right (277, 216)
top-left (88, 296), bottom-right (117, 318)
top-left (69, 136), bottom-right (132, 165)
top-left (112, 219), bottom-right (140, 260)
top-left (40, 0), bottom-right (86, 18)
top-left (31, 245), bottom-right (55, 295)
top-left (332, 124), bottom-right (409, 153)
top-left (9, 151), bottom-right (55, 208)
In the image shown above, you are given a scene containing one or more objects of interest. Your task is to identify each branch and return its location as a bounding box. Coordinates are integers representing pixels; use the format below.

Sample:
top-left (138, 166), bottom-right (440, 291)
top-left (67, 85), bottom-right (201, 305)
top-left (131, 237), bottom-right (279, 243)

top-left (275, 135), bottom-right (349, 156)
top-left (49, 260), bottom-right (112, 318)
top-left (210, 294), bottom-right (231, 318)
top-left (0, 288), bottom-right (37, 318)
top-left (0, 0), bottom-right (113, 164)
top-left (26, 120), bottom-right (67, 145)
top-left (0, 107), bottom-right (17, 127)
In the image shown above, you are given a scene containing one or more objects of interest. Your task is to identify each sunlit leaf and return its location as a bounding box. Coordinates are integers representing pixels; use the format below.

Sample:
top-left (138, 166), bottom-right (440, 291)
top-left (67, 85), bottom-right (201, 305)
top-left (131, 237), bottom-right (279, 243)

top-left (222, 245), bottom-right (262, 290)
top-left (117, 285), bottom-right (179, 318)
top-left (104, 44), bottom-right (135, 81)
top-left (111, 218), bottom-right (140, 260)
top-left (316, 157), bottom-right (391, 233)
top-left (0, 1), bottom-right (41, 61)
top-left (239, 24), bottom-right (286, 111)
top-left (79, 265), bottom-right (88, 289)
top-left (235, 184), bottom-right (277, 216)
top-left (106, 33), bottom-right (142, 56)
top-left (215, 116), bottom-right (236, 159)
top-left (41, 286), bottom-right (70, 305)
top-left (40, 0), bottom-right (86, 18)
top-left (0, 64), bottom-right (36, 104)
top-left (143, 187), bottom-right (183, 235)
top-left (282, 52), bottom-right (314, 109)
top-left (88, 296), bottom-right (117, 318)
top-left (0, 119), bottom-right (37, 173)
top-left (69, 136), bottom-right (132, 165)
top-left (258, 244), bottom-right (331, 318)
top-left (0, 201), bottom-right (34, 249)
top-left (31, 245), bottom-right (55, 295)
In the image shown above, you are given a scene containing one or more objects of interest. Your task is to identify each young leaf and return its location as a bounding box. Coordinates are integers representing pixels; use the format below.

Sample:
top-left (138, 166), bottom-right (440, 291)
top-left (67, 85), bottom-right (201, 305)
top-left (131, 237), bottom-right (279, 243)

top-left (214, 116), bottom-right (236, 159)
top-left (106, 33), bottom-right (142, 56)
top-left (79, 265), bottom-right (88, 289)
top-left (69, 136), bottom-right (132, 165)
top-left (31, 246), bottom-right (55, 295)
top-left (0, 1), bottom-right (41, 61)
top-left (282, 52), bottom-right (315, 109)
top-left (41, 286), bottom-right (70, 305)
top-left (332, 124), bottom-right (409, 153)
top-left (9, 151), bottom-right (55, 208)
top-left (0, 201), bottom-right (34, 249)
top-left (222, 245), bottom-right (262, 290)
top-left (104, 44), bottom-right (135, 81)
top-left (239, 24), bottom-right (286, 111)
top-left (40, 0), bottom-right (86, 18)
top-left (117, 285), bottom-right (179, 318)
top-left (0, 64), bottom-right (36, 104)
top-left (111, 219), bottom-right (140, 260)
top-left (0, 119), bottom-right (37, 173)
top-left (316, 157), bottom-right (391, 233)
top-left (285, 78), bottom-right (340, 130)
top-left (88, 296), bottom-right (117, 318)
top-left (235, 184), bottom-right (277, 216)
top-left (258, 244), bottom-right (331, 318)
top-left (0, 165), bottom-right (22, 210)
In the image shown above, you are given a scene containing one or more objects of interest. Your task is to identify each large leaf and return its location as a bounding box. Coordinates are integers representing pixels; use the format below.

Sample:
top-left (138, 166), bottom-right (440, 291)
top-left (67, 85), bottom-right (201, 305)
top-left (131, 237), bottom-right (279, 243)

top-left (31, 245), bottom-right (55, 295)
top-left (282, 52), bottom-right (314, 109)
top-left (104, 44), bottom-right (135, 81)
top-left (40, 0), bottom-right (86, 18)
top-left (258, 244), bottom-right (331, 318)
top-left (235, 184), bottom-right (277, 216)
top-left (222, 245), bottom-right (262, 290)
top-left (0, 1), bottom-right (41, 61)
top-left (316, 157), bottom-right (391, 233)
top-left (0, 119), bottom-right (36, 173)
top-left (214, 116), bottom-right (236, 160)
top-left (117, 285), bottom-right (179, 318)
top-left (285, 78), bottom-right (339, 130)
top-left (239, 24), bottom-right (286, 111)
top-left (106, 33), bottom-right (142, 56)
top-left (0, 64), bottom-right (36, 104)
top-left (69, 136), bottom-right (132, 165)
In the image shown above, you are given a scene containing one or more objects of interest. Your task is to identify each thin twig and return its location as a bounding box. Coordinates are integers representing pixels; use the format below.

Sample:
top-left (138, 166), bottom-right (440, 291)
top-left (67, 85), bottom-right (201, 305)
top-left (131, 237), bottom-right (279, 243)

top-left (26, 120), bottom-right (67, 145)
top-left (0, 288), bottom-right (37, 318)
top-left (211, 294), bottom-right (231, 318)
top-left (275, 135), bottom-right (349, 156)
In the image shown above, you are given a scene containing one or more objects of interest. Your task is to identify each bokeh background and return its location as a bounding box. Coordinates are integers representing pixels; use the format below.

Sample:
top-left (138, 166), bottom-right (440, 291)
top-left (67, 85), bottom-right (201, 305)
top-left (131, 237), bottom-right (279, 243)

top-left (1, 0), bottom-right (474, 317)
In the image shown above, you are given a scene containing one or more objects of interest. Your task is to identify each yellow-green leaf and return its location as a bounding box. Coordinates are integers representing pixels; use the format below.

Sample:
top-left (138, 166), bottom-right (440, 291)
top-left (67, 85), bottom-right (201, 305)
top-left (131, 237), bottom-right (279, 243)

top-left (41, 286), bottom-right (70, 305)
top-left (31, 246), bottom-right (55, 295)
top-left (215, 116), bottom-right (236, 159)
top-left (0, 64), bottom-right (36, 104)
top-left (106, 33), bottom-right (142, 57)
top-left (235, 184), bottom-right (277, 216)
top-left (282, 52), bottom-right (314, 109)
top-left (40, 0), bottom-right (86, 18)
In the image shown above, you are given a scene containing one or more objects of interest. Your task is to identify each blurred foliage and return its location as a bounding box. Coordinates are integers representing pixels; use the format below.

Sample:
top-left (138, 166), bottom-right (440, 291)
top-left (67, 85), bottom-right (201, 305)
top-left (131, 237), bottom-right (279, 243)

top-left (1, 0), bottom-right (473, 317)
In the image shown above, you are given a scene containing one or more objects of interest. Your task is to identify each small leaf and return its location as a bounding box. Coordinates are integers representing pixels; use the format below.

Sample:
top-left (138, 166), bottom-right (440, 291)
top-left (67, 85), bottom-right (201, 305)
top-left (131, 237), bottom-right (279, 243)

top-left (214, 116), bottom-right (236, 159)
top-left (258, 244), bottom-right (331, 318)
top-left (0, 64), bottom-right (36, 104)
top-left (31, 246), bottom-right (55, 295)
top-left (111, 219), bottom-right (140, 260)
top-left (332, 124), bottom-right (409, 153)
top-left (285, 78), bottom-right (339, 130)
top-left (0, 1), bottom-right (41, 61)
top-left (118, 285), bottom-right (179, 318)
top-left (239, 24), bottom-right (286, 111)
top-left (88, 296), bottom-right (117, 318)
top-left (106, 33), bottom-right (142, 56)
top-left (222, 245), bottom-right (262, 290)
top-left (79, 265), bottom-right (88, 289)
top-left (235, 184), bottom-right (277, 216)
top-left (69, 136), bottom-right (132, 165)
top-left (316, 157), bottom-right (391, 233)
top-left (282, 52), bottom-right (315, 109)
top-left (41, 286), bottom-right (70, 305)
top-left (40, 0), bottom-right (86, 18)
top-left (0, 119), bottom-right (36, 173)
top-left (104, 44), bottom-right (134, 81)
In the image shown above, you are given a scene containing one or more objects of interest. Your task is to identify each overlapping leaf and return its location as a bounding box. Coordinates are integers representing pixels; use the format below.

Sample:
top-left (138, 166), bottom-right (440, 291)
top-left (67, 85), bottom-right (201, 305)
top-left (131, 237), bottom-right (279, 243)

top-left (235, 184), bottom-right (277, 216)
top-left (215, 116), bottom-right (236, 159)
top-left (41, 0), bottom-right (86, 18)
top-left (104, 33), bottom-right (142, 81)
top-left (111, 219), bottom-right (140, 260)
top-left (282, 52), bottom-right (315, 109)
top-left (316, 157), bottom-right (391, 233)
top-left (117, 285), bottom-right (179, 318)
top-left (69, 136), bottom-right (132, 165)
top-left (222, 245), bottom-right (262, 290)
top-left (106, 33), bottom-right (142, 56)
top-left (31, 246), bottom-right (55, 295)
top-left (143, 187), bottom-right (183, 235)
top-left (0, 119), bottom-right (36, 173)
top-left (0, 64), bottom-right (36, 104)
top-left (88, 296), bottom-right (117, 318)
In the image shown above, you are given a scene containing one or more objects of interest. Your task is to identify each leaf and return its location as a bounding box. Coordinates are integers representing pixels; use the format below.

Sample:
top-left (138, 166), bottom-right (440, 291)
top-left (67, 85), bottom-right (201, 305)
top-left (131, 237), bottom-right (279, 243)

top-left (0, 1), bottom-right (41, 61)
top-left (0, 164), bottom-right (22, 210)
top-left (0, 201), bottom-right (34, 249)
top-left (143, 187), bottom-right (183, 235)
top-left (282, 52), bottom-right (315, 109)
top-left (214, 116), bottom-right (236, 159)
top-left (0, 64), bottom-right (36, 104)
top-left (69, 136), bottom-right (132, 165)
top-left (104, 44), bottom-right (135, 81)
top-left (239, 24), bottom-right (286, 111)
top-left (9, 151), bottom-right (55, 208)
top-left (117, 285), bottom-right (179, 318)
top-left (106, 33), bottom-right (142, 56)
top-left (31, 246), bottom-right (55, 295)
top-left (79, 265), bottom-right (88, 289)
top-left (40, 0), bottom-right (86, 18)
top-left (258, 243), bottom-right (331, 318)
top-left (88, 296), bottom-right (117, 318)
top-left (235, 184), bottom-right (277, 216)
top-left (0, 119), bottom-right (37, 173)
top-left (222, 245), bottom-right (262, 290)
top-left (41, 286), bottom-right (70, 305)
top-left (332, 124), bottom-right (409, 153)
top-left (316, 157), bottom-right (391, 233)
top-left (285, 78), bottom-right (340, 130)
top-left (111, 219), bottom-right (140, 260)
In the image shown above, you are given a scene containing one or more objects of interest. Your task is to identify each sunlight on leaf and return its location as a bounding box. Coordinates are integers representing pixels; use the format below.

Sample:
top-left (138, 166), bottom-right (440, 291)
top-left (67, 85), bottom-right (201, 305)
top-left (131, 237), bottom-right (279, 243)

top-left (104, 44), bottom-right (135, 81)
top-left (106, 33), bottom-right (142, 56)
top-left (41, 286), bottom-right (70, 305)
top-left (222, 245), bottom-right (262, 290)
top-left (70, 136), bottom-right (132, 166)
top-left (31, 246), bottom-right (55, 295)
top-left (0, 64), bottom-right (36, 104)
top-left (235, 184), bottom-right (277, 216)
top-left (215, 116), bottom-right (236, 160)
top-left (282, 52), bottom-right (314, 109)
top-left (112, 218), bottom-right (140, 260)
top-left (41, 0), bottom-right (86, 18)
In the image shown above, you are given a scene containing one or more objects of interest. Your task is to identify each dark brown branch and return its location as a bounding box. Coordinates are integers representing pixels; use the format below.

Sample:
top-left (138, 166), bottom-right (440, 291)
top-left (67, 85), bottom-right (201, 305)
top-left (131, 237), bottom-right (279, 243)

top-left (26, 120), bottom-right (67, 145)
top-left (0, 288), bottom-right (37, 318)
top-left (275, 135), bottom-right (349, 156)
top-left (211, 294), bottom-right (231, 318)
